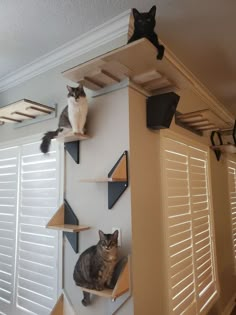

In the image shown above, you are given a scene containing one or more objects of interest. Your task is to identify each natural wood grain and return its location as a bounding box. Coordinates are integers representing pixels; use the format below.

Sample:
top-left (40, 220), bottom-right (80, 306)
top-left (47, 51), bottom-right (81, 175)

top-left (47, 224), bottom-right (90, 232)
top-left (211, 144), bottom-right (236, 154)
top-left (110, 154), bottom-right (127, 181)
top-left (46, 205), bottom-right (90, 232)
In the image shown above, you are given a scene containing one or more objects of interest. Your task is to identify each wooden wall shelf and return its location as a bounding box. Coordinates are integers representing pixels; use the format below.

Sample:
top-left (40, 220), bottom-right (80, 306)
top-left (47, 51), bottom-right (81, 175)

top-left (63, 38), bottom-right (233, 127)
top-left (46, 204), bottom-right (90, 233)
top-left (80, 151), bottom-right (128, 209)
top-left (0, 99), bottom-right (55, 124)
top-left (211, 144), bottom-right (236, 154)
top-left (46, 200), bottom-right (90, 253)
top-left (175, 109), bottom-right (232, 134)
top-left (63, 39), bottom-right (175, 96)
top-left (51, 292), bottom-right (75, 315)
top-left (56, 131), bottom-right (89, 143)
top-left (79, 257), bottom-right (130, 301)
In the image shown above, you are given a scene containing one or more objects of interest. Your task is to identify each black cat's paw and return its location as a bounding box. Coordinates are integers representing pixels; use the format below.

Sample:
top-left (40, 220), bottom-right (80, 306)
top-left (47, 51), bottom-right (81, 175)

top-left (156, 45), bottom-right (165, 60)
top-left (82, 298), bottom-right (90, 307)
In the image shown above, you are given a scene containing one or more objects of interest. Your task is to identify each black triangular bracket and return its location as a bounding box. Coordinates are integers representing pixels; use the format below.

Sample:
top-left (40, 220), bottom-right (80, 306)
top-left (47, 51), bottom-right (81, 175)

top-left (210, 131), bottom-right (223, 161)
top-left (64, 199), bottom-right (79, 253)
top-left (108, 151), bottom-right (128, 209)
top-left (65, 141), bottom-right (80, 164)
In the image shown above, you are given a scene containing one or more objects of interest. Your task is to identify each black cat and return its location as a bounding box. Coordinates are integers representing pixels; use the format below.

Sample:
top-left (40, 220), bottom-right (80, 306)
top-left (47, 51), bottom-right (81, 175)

top-left (128, 5), bottom-right (165, 60)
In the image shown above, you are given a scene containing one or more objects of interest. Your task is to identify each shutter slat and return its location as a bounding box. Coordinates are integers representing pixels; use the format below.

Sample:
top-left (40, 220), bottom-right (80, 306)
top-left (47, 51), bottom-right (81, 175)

top-left (163, 137), bottom-right (217, 314)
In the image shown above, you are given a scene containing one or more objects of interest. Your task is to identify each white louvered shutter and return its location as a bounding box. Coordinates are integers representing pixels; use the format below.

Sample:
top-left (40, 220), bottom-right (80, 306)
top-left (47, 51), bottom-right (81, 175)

top-left (0, 146), bottom-right (19, 315)
top-left (227, 160), bottom-right (236, 270)
top-left (0, 139), bottom-right (61, 315)
top-left (162, 137), bottom-right (218, 315)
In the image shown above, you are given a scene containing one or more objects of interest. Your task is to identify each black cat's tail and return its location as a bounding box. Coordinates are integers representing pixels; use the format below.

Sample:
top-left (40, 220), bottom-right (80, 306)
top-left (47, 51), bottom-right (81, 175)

top-left (40, 128), bottom-right (62, 153)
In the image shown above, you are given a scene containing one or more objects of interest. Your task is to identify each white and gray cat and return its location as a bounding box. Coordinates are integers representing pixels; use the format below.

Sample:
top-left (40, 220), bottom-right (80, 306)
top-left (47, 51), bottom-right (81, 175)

top-left (40, 85), bottom-right (88, 153)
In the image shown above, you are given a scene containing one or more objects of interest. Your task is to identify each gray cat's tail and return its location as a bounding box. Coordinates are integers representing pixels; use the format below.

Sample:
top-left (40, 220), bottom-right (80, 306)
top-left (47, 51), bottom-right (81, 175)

top-left (40, 128), bottom-right (62, 153)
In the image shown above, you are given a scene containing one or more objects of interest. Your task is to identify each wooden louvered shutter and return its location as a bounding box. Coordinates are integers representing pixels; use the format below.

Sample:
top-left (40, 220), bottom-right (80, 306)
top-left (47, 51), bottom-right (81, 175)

top-left (162, 136), bottom-right (218, 315)
top-left (0, 146), bottom-right (19, 315)
top-left (227, 160), bottom-right (236, 271)
top-left (0, 139), bottom-right (61, 315)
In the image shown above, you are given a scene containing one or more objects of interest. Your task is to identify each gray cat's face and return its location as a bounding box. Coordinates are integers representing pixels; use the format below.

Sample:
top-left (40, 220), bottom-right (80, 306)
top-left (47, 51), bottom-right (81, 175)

top-left (98, 230), bottom-right (118, 251)
top-left (67, 85), bottom-right (86, 101)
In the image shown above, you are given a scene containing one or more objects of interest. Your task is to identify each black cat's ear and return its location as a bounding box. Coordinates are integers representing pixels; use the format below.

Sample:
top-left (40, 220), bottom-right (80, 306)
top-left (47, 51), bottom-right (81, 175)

top-left (67, 85), bottom-right (73, 93)
top-left (99, 230), bottom-right (105, 240)
top-left (132, 8), bottom-right (140, 19)
top-left (112, 230), bottom-right (119, 241)
top-left (149, 5), bottom-right (156, 17)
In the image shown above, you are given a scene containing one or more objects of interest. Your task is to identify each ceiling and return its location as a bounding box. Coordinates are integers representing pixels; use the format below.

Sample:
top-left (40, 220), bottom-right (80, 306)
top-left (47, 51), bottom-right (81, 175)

top-left (1, 0), bottom-right (235, 116)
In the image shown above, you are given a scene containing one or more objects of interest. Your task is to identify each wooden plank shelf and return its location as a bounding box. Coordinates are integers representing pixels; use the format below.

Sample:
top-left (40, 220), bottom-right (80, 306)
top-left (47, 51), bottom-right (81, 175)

top-left (80, 177), bottom-right (126, 183)
top-left (62, 38), bottom-right (234, 127)
top-left (0, 99), bottom-right (55, 125)
top-left (63, 39), bottom-right (177, 95)
top-left (55, 131), bottom-right (89, 143)
top-left (46, 204), bottom-right (90, 233)
top-left (51, 292), bottom-right (75, 315)
top-left (175, 109), bottom-right (232, 134)
top-left (46, 224), bottom-right (90, 233)
top-left (79, 151), bottom-right (128, 209)
top-left (211, 144), bottom-right (236, 154)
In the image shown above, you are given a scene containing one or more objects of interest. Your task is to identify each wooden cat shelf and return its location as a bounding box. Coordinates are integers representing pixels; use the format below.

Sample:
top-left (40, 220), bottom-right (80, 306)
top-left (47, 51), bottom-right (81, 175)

top-left (55, 131), bottom-right (90, 164)
top-left (51, 291), bottom-right (75, 315)
top-left (79, 257), bottom-right (130, 301)
top-left (0, 99), bottom-right (55, 124)
top-left (46, 200), bottom-right (90, 253)
top-left (63, 39), bottom-right (175, 96)
top-left (80, 151), bottom-right (128, 209)
top-left (62, 38), bottom-right (233, 126)
top-left (175, 109), bottom-right (232, 135)
top-left (55, 131), bottom-right (89, 143)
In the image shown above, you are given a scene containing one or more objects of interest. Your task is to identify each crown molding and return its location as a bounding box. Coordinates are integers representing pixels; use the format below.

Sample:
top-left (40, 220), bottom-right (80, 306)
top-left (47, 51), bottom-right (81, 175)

top-left (0, 10), bottom-right (131, 93)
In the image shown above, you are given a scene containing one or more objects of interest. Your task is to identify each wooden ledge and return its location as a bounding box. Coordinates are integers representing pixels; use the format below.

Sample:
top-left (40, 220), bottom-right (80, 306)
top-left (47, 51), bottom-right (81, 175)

top-left (56, 131), bottom-right (89, 143)
top-left (51, 292), bottom-right (75, 315)
top-left (46, 204), bottom-right (90, 233)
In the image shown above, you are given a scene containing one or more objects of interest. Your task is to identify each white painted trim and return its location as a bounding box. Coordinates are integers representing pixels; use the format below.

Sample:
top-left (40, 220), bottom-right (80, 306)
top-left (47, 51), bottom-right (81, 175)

top-left (0, 10), bottom-right (131, 93)
top-left (222, 293), bottom-right (236, 315)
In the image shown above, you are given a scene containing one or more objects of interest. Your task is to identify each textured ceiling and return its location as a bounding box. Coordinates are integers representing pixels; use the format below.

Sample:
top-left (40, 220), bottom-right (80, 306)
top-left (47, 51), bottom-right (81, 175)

top-left (1, 0), bottom-right (236, 115)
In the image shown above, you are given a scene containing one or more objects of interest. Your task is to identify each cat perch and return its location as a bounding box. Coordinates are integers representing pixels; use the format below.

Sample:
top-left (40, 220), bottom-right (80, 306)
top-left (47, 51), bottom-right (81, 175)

top-left (46, 199), bottom-right (90, 253)
top-left (80, 151), bottom-right (128, 209)
top-left (50, 291), bottom-right (75, 315)
top-left (55, 131), bottom-right (89, 164)
top-left (62, 38), bottom-right (233, 128)
top-left (0, 99), bottom-right (55, 125)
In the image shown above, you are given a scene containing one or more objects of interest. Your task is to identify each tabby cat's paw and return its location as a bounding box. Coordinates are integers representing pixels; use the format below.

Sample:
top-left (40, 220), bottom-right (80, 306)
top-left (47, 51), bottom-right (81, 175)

top-left (82, 298), bottom-right (90, 306)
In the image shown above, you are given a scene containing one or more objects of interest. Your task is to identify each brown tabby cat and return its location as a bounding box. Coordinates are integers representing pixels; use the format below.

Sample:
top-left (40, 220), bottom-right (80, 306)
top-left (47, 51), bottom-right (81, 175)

top-left (73, 230), bottom-right (119, 306)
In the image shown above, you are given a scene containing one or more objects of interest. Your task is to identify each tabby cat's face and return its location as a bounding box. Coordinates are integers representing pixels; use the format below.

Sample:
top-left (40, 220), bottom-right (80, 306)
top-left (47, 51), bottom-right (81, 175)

top-left (98, 230), bottom-right (118, 251)
top-left (133, 5), bottom-right (156, 35)
top-left (67, 85), bottom-right (86, 101)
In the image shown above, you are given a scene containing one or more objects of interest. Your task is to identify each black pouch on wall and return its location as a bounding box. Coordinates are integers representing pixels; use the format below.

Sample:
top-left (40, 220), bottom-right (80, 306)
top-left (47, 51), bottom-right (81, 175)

top-left (146, 92), bottom-right (180, 130)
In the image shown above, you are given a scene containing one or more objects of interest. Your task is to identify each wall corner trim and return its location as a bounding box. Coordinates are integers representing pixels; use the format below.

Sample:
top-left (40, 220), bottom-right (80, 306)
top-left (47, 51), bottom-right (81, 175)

top-left (0, 9), bottom-right (131, 93)
top-left (222, 292), bottom-right (236, 315)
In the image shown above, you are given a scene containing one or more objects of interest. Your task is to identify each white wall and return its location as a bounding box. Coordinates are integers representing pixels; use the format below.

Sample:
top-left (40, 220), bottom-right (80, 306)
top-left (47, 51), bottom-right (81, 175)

top-left (0, 37), bottom-right (133, 315)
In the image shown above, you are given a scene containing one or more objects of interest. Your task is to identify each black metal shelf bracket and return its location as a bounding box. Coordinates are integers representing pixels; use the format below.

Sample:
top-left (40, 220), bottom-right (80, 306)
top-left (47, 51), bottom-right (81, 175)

top-left (65, 141), bottom-right (80, 164)
top-left (64, 199), bottom-right (79, 253)
top-left (210, 131), bottom-right (223, 161)
top-left (108, 151), bottom-right (128, 209)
